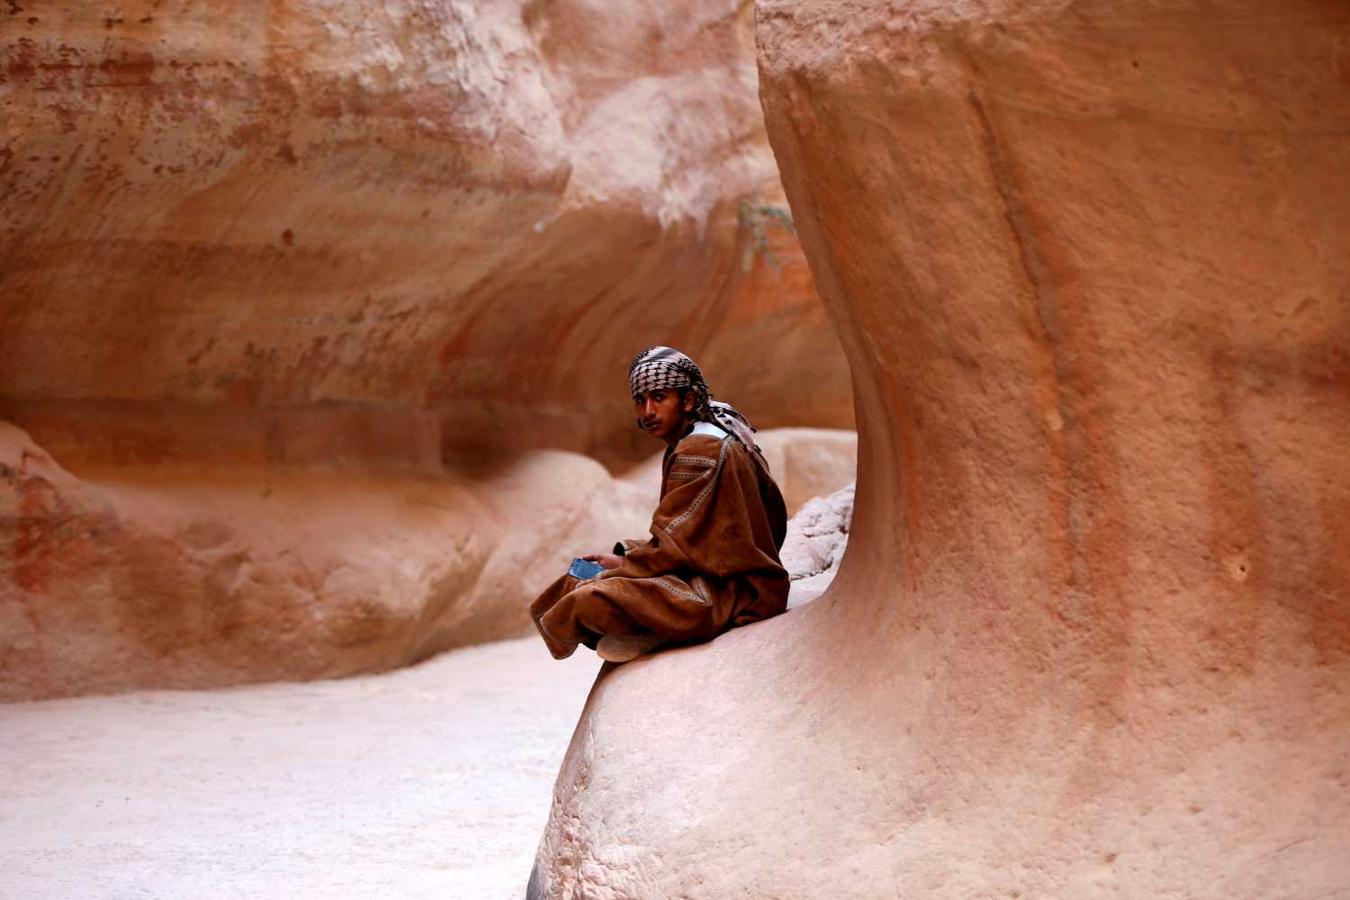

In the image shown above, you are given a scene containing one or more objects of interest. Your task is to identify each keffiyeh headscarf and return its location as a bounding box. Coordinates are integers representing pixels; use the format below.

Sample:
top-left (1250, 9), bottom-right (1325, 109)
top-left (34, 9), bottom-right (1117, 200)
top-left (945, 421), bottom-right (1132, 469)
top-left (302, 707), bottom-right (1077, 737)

top-left (628, 346), bottom-right (761, 451)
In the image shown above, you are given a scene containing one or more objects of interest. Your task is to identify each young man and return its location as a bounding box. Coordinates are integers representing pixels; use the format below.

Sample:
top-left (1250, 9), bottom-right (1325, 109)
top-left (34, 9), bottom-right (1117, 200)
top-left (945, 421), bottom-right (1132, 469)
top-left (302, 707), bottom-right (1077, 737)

top-left (529, 346), bottom-right (790, 663)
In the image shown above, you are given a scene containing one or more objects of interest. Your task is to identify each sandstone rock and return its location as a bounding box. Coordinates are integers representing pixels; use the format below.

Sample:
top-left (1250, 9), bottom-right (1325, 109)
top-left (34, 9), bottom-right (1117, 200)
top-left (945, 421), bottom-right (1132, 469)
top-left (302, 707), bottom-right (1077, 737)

top-left (0, 0), bottom-right (851, 471)
top-left (530, 2), bottom-right (1350, 896)
top-left (755, 427), bottom-right (857, 515)
top-left (0, 420), bottom-right (850, 700)
top-left (0, 422), bottom-right (649, 701)
top-left (781, 481), bottom-right (853, 608)
top-left (0, 1), bottom-right (856, 698)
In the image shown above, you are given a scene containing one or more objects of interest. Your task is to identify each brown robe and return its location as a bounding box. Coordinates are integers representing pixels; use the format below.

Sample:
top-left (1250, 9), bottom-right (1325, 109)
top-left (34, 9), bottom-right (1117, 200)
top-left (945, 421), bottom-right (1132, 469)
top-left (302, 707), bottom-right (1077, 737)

top-left (530, 426), bottom-right (789, 659)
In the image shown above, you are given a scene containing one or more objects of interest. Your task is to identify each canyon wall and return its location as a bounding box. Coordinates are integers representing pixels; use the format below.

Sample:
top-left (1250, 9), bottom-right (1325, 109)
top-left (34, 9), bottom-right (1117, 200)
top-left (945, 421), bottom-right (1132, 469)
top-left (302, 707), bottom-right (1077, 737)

top-left (0, 420), bottom-right (851, 701)
top-left (1, 2), bottom-right (856, 699)
top-left (529, 1), bottom-right (1350, 896)
top-left (0, 420), bottom-right (658, 701)
top-left (1, 0), bottom-right (850, 469)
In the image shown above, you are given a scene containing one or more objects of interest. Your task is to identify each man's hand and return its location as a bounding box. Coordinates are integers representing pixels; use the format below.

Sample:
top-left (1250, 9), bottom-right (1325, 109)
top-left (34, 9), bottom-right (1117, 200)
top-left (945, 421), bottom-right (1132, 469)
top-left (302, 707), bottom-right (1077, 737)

top-left (583, 553), bottom-right (624, 571)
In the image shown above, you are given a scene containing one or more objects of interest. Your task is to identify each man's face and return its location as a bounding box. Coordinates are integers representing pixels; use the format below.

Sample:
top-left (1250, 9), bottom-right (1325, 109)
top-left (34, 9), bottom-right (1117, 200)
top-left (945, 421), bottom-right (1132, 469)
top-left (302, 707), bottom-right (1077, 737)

top-left (634, 388), bottom-right (696, 444)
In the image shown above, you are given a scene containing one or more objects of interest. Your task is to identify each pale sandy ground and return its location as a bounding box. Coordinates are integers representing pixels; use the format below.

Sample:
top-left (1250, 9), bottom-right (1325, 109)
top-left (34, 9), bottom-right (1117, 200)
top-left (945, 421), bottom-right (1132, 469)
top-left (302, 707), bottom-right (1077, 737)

top-left (0, 502), bottom-right (848, 900)
top-left (0, 638), bottom-right (600, 900)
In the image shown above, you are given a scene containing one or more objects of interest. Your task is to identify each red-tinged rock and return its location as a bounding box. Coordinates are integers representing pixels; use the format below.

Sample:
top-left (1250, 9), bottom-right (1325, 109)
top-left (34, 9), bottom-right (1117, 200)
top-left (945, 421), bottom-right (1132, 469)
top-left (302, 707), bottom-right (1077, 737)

top-left (0, 421), bottom-right (650, 701)
top-left (0, 1), bottom-right (851, 471)
top-left (529, 2), bottom-right (1350, 896)
top-left (0, 1), bottom-right (858, 698)
top-left (0, 421), bottom-right (853, 701)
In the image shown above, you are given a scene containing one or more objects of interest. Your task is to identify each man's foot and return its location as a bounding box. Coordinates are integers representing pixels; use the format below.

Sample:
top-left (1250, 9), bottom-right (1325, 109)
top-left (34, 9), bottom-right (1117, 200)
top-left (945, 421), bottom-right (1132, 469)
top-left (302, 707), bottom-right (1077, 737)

top-left (596, 634), bottom-right (665, 663)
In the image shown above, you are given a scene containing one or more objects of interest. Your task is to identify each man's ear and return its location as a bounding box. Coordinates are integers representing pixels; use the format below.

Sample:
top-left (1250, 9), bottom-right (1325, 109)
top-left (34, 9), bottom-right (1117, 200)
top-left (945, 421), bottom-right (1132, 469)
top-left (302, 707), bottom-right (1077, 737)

top-left (683, 391), bottom-right (697, 413)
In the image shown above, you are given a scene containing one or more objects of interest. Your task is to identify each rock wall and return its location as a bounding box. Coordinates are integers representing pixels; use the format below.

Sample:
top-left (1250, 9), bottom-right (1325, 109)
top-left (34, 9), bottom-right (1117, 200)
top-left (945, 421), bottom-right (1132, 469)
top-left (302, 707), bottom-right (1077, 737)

top-left (0, 420), bottom-right (651, 701)
top-left (0, 1), bottom-right (857, 699)
top-left (1, 0), bottom-right (851, 469)
top-left (529, 1), bottom-right (1350, 896)
top-left (0, 423), bottom-right (851, 701)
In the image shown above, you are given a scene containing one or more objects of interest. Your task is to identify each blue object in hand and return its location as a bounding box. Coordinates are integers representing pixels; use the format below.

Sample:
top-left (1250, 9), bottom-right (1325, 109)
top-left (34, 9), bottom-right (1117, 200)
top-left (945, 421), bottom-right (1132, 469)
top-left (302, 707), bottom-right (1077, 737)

top-left (568, 557), bottom-right (606, 580)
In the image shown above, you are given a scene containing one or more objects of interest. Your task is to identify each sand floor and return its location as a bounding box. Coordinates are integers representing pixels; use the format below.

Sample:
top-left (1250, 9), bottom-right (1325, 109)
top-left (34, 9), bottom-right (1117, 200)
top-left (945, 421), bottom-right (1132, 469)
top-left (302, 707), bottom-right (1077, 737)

top-left (0, 638), bottom-right (600, 899)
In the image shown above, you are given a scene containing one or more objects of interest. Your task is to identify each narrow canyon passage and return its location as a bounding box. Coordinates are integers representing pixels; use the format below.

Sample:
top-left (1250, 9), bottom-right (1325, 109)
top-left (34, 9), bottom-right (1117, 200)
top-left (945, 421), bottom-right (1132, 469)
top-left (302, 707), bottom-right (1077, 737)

top-left (0, 0), bottom-right (868, 895)
top-left (5, 0), bottom-right (1346, 897)
top-left (0, 639), bottom-right (598, 899)
top-left (0, 483), bottom-right (850, 898)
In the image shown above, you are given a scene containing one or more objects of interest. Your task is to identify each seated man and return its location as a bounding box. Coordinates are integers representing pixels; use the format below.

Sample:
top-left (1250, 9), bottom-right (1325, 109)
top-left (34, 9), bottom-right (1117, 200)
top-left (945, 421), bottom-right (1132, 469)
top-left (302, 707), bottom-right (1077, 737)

top-left (530, 345), bottom-right (790, 663)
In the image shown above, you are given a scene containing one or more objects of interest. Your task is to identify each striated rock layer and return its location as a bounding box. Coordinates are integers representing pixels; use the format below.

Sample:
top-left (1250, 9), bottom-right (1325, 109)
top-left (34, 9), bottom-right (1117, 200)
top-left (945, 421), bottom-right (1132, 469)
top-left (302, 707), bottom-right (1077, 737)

top-left (0, 1), bottom-right (856, 698)
top-left (0, 0), bottom-right (851, 469)
top-left (530, 2), bottom-right (1350, 897)
top-left (0, 423), bottom-right (852, 701)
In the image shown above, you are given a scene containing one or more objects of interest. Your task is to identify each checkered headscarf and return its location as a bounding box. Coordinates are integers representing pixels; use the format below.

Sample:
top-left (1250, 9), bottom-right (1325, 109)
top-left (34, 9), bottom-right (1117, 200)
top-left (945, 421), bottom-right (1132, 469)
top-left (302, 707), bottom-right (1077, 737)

top-left (628, 346), bottom-right (761, 452)
top-left (629, 346), bottom-right (708, 408)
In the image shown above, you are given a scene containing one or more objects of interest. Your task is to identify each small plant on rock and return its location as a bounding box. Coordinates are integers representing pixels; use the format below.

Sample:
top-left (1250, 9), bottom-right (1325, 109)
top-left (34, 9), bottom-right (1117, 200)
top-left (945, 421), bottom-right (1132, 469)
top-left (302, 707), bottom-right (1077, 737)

top-left (738, 193), bottom-right (796, 272)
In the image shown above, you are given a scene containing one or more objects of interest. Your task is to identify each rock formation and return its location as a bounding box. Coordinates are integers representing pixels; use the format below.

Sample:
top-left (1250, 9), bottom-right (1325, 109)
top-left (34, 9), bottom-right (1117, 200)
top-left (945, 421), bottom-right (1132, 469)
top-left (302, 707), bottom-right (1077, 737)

top-left (0, 2), bottom-right (857, 698)
top-left (0, 420), bottom-right (652, 701)
top-left (529, 1), bottom-right (1350, 896)
top-left (0, 0), bottom-right (850, 469)
top-left (0, 423), bottom-right (851, 701)
top-left (780, 480), bottom-right (853, 607)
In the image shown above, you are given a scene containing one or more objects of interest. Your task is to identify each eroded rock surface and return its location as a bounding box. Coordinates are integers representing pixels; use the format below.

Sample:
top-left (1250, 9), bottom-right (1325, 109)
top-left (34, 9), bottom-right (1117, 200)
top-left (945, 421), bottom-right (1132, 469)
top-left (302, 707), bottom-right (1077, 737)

top-left (530, 2), bottom-right (1350, 896)
top-left (781, 481), bottom-right (853, 608)
top-left (0, 0), bottom-right (850, 469)
top-left (0, 2), bottom-right (856, 698)
top-left (0, 421), bottom-right (648, 701)
top-left (1, 424), bottom-right (852, 700)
